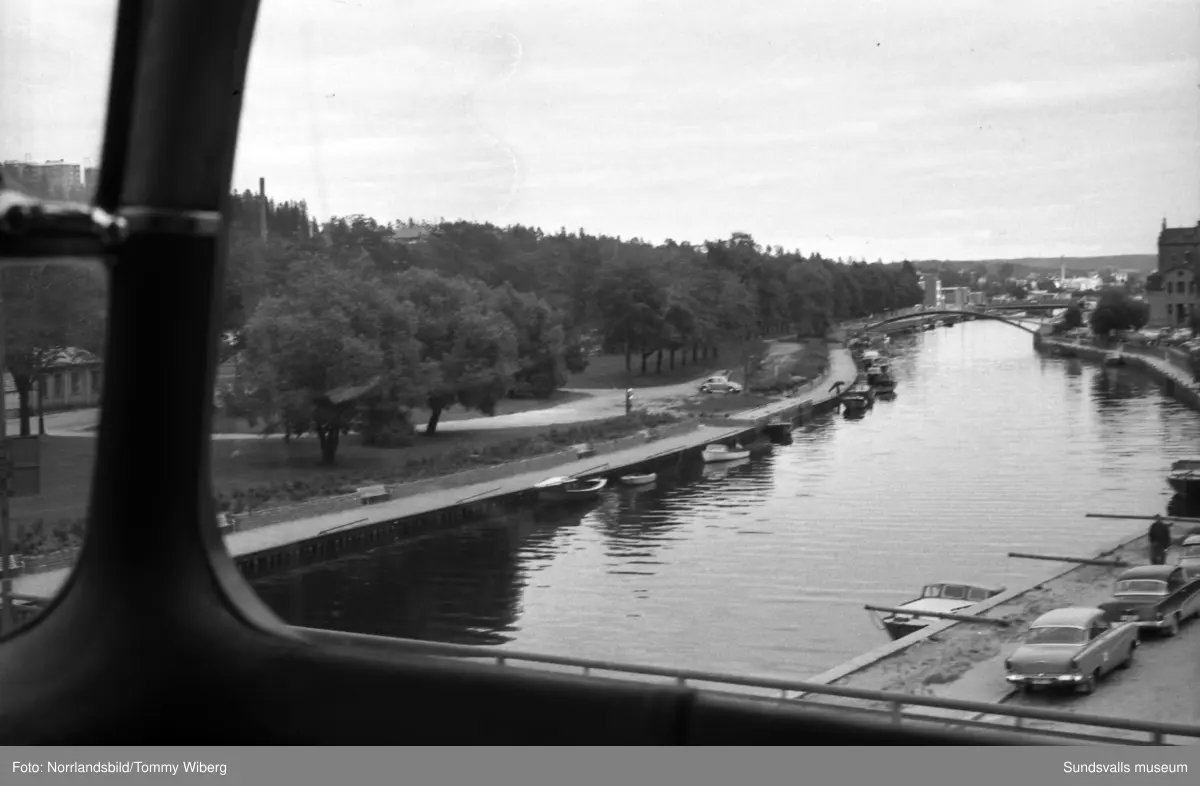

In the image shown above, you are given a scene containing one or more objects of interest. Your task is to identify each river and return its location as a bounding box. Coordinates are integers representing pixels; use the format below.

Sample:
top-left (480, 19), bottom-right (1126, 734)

top-left (250, 320), bottom-right (1200, 680)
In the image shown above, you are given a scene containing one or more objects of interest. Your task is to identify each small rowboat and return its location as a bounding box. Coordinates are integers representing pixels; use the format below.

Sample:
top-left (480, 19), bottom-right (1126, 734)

top-left (534, 476), bottom-right (608, 503)
top-left (701, 443), bottom-right (751, 463)
top-left (620, 473), bottom-right (657, 486)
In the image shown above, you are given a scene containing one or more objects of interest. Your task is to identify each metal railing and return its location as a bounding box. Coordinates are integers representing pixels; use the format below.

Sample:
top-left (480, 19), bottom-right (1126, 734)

top-left (298, 627), bottom-right (1200, 745)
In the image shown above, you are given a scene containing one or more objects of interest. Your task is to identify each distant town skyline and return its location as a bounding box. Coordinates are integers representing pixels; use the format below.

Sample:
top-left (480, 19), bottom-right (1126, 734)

top-left (4, 0), bottom-right (1198, 262)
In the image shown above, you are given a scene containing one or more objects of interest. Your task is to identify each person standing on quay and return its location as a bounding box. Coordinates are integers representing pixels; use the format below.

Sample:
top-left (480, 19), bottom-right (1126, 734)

top-left (1148, 516), bottom-right (1172, 565)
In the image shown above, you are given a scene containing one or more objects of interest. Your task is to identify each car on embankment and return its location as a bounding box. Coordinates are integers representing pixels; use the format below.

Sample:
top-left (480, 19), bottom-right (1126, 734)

top-left (698, 375), bottom-right (743, 394)
top-left (1003, 607), bottom-right (1138, 695)
top-left (1097, 565), bottom-right (1200, 636)
top-left (1178, 535), bottom-right (1200, 581)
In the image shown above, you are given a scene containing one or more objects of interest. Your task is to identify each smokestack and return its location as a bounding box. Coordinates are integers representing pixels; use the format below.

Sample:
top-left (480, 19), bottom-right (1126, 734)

top-left (258, 177), bottom-right (268, 243)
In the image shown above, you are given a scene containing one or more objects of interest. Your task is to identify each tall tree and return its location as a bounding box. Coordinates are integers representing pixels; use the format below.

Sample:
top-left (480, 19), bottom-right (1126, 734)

top-left (240, 253), bottom-right (427, 464)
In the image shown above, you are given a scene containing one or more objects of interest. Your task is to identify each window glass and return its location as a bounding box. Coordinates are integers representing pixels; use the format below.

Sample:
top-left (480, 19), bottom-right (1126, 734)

top-left (1026, 626), bottom-right (1085, 645)
top-left (0, 261), bottom-right (109, 635)
top-left (1, 0), bottom-right (115, 635)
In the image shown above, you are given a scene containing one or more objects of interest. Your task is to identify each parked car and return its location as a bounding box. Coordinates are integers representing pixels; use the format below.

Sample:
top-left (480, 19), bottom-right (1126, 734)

top-left (1003, 607), bottom-right (1138, 694)
top-left (699, 376), bottom-right (743, 394)
top-left (1179, 535), bottom-right (1200, 582)
top-left (1097, 565), bottom-right (1200, 636)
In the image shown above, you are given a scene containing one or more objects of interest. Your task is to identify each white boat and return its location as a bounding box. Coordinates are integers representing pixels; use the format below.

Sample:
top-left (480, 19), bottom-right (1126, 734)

top-left (702, 457), bottom-right (749, 478)
top-left (879, 582), bottom-right (1006, 640)
top-left (1103, 351), bottom-right (1125, 367)
top-left (534, 475), bottom-right (575, 490)
top-left (620, 472), bottom-right (657, 486)
top-left (534, 476), bottom-right (608, 503)
top-left (701, 443), bottom-right (751, 463)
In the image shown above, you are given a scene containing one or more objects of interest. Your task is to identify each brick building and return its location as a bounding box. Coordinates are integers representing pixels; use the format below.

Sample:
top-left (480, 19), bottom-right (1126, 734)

top-left (1145, 219), bottom-right (1200, 327)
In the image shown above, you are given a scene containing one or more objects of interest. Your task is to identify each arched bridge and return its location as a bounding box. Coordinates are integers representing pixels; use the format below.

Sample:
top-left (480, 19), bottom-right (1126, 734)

top-left (986, 301), bottom-right (1073, 311)
top-left (860, 309), bottom-right (1047, 335)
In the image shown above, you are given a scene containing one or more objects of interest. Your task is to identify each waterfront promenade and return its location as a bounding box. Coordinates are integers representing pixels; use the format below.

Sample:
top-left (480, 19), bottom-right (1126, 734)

top-left (15, 346), bottom-right (861, 601)
top-left (792, 335), bottom-right (1200, 737)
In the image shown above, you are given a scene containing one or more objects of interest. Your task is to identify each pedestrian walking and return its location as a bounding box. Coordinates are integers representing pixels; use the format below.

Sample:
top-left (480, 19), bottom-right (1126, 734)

top-left (1149, 515), bottom-right (1172, 565)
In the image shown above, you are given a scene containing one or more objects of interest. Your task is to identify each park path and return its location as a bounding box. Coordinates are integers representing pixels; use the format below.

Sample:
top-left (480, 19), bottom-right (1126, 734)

top-left (16, 338), bottom-right (833, 438)
top-left (11, 370), bottom-right (723, 439)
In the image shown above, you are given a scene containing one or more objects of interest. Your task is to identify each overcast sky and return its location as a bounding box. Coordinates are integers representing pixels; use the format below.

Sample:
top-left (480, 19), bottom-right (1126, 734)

top-left (3, 0), bottom-right (1198, 260)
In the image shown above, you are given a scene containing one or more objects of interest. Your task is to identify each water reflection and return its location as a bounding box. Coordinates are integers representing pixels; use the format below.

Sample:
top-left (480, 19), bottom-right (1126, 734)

top-left (256, 507), bottom-right (582, 646)
top-left (252, 321), bottom-right (1200, 679)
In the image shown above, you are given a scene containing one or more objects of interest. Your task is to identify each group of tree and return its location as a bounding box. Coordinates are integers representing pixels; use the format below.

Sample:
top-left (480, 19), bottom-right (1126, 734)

top-left (1087, 289), bottom-right (1150, 335)
top-left (218, 193), bottom-right (925, 463)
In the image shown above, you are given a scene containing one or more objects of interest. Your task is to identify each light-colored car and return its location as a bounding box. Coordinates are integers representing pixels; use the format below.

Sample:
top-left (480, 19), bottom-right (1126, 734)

top-left (1004, 607), bottom-right (1138, 694)
top-left (1179, 535), bottom-right (1200, 582)
top-left (699, 375), bottom-right (743, 394)
top-left (1099, 564), bottom-right (1200, 636)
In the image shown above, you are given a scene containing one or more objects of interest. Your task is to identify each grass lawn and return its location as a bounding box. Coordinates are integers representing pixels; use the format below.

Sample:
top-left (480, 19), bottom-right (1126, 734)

top-left (13, 408), bottom-right (680, 534)
top-left (14, 427), bottom-right (548, 527)
top-left (675, 393), bottom-right (777, 415)
top-left (567, 337), bottom-right (775, 390)
top-left (747, 338), bottom-right (829, 391)
top-left (409, 390), bottom-right (590, 426)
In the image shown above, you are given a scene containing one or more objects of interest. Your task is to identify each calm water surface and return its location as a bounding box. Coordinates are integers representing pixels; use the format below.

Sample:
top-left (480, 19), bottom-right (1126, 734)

top-left (252, 321), bottom-right (1200, 679)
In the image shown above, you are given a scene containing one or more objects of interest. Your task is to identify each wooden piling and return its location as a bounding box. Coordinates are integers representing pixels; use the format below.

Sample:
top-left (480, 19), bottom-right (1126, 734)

top-left (863, 604), bottom-right (1011, 626)
top-left (1087, 513), bottom-right (1200, 525)
top-left (1007, 551), bottom-right (1130, 567)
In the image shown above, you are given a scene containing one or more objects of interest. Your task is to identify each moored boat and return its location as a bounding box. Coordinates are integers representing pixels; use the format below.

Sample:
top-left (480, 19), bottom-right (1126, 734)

top-left (764, 419), bottom-right (792, 439)
top-left (1168, 459), bottom-right (1200, 497)
top-left (878, 582), bottom-right (1006, 640)
top-left (840, 383), bottom-right (874, 413)
top-left (1103, 351), bottom-right (1125, 367)
top-left (872, 371), bottom-right (897, 394)
top-left (534, 475), bottom-right (608, 503)
top-left (701, 443), bottom-right (751, 463)
top-left (620, 472), bottom-right (657, 486)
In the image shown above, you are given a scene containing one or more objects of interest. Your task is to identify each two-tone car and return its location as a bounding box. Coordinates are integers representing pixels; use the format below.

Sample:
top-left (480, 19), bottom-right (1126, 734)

top-left (1098, 564), bottom-right (1200, 636)
top-left (1178, 535), bottom-right (1200, 582)
top-left (1003, 607), bottom-right (1138, 694)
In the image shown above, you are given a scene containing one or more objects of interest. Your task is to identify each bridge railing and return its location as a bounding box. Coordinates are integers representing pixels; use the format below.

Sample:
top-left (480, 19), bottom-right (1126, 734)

top-left (296, 627), bottom-right (1200, 745)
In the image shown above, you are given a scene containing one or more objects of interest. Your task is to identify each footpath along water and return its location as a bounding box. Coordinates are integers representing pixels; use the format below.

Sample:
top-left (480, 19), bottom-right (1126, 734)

top-left (251, 321), bottom-right (1200, 679)
top-left (12, 345), bottom-right (860, 601)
